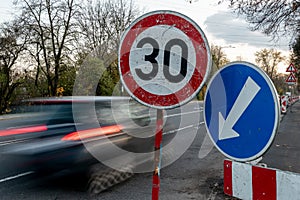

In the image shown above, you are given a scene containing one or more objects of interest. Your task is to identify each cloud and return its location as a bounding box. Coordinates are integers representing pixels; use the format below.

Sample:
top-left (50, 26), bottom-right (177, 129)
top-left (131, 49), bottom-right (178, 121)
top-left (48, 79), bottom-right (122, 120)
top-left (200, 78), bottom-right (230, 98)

top-left (204, 11), bottom-right (284, 49)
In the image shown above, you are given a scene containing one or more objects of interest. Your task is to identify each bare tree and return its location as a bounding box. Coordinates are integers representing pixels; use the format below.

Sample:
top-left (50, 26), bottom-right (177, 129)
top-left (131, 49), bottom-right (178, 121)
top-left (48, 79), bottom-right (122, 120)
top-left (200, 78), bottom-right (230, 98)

top-left (291, 35), bottom-right (300, 68)
top-left (14, 0), bottom-right (81, 96)
top-left (273, 73), bottom-right (290, 95)
top-left (76, 0), bottom-right (140, 66)
top-left (291, 34), bottom-right (300, 91)
top-left (255, 48), bottom-right (285, 82)
top-left (0, 20), bottom-right (29, 113)
top-left (196, 45), bottom-right (230, 100)
top-left (220, 0), bottom-right (300, 40)
top-left (211, 44), bottom-right (230, 69)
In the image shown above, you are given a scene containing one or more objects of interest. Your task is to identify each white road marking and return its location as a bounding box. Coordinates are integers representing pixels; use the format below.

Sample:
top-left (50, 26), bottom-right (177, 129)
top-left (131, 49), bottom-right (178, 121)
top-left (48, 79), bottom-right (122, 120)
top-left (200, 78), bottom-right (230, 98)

top-left (0, 171), bottom-right (34, 183)
top-left (0, 139), bottom-right (29, 146)
top-left (166, 110), bottom-right (203, 118)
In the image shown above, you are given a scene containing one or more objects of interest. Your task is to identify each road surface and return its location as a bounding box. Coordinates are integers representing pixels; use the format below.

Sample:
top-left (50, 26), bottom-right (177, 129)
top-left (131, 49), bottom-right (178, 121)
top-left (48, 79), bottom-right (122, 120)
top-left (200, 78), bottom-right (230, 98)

top-left (5, 100), bottom-right (300, 199)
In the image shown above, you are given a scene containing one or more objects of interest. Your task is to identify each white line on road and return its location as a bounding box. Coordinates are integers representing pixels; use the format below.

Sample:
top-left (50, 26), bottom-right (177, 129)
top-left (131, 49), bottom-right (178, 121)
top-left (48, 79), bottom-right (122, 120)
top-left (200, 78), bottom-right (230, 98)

top-left (0, 171), bottom-right (34, 183)
top-left (166, 110), bottom-right (203, 118)
top-left (0, 139), bottom-right (29, 146)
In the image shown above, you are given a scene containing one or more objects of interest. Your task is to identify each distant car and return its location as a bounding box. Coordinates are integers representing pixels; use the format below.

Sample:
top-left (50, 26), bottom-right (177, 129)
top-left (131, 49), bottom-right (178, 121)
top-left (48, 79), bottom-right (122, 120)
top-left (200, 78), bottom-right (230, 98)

top-left (0, 96), bottom-right (177, 174)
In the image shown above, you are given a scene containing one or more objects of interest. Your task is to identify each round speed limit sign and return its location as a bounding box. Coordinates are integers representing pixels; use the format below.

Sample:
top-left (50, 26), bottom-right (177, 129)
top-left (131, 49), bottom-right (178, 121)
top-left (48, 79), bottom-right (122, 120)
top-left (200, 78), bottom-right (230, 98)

top-left (119, 10), bottom-right (211, 109)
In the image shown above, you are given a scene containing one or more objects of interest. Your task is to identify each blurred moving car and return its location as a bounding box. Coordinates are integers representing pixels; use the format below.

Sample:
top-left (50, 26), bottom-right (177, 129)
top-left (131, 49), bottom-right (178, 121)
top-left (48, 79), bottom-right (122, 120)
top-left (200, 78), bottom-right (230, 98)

top-left (0, 96), bottom-right (177, 174)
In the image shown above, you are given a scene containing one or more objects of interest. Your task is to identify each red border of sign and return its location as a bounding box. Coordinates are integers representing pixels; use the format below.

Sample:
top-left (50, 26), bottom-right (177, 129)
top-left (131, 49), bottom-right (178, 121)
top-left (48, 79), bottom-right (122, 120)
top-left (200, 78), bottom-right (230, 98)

top-left (119, 10), bottom-right (211, 109)
top-left (286, 63), bottom-right (297, 73)
top-left (286, 73), bottom-right (297, 83)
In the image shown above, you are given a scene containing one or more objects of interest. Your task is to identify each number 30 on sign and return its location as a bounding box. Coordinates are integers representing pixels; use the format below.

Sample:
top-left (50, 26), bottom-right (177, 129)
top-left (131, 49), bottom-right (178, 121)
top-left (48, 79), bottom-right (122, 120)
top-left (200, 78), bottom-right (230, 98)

top-left (118, 10), bottom-right (211, 109)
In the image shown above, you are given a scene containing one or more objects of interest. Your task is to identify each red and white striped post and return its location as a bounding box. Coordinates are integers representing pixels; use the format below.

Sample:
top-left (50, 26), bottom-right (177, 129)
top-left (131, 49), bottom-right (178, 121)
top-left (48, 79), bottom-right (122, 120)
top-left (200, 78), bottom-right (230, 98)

top-left (281, 95), bottom-right (287, 114)
top-left (118, 11), bottom-right (211, 200)
top-left (224, 159), bottom-right (300, 199)
top-left (152, 109), bottom-right (164, 200)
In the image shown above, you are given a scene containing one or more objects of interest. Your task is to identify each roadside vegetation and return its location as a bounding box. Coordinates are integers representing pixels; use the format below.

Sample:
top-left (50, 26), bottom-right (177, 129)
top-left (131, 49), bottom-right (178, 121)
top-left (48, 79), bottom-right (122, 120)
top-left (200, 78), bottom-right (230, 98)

top-left (0, 0), bottom-right (299, 113)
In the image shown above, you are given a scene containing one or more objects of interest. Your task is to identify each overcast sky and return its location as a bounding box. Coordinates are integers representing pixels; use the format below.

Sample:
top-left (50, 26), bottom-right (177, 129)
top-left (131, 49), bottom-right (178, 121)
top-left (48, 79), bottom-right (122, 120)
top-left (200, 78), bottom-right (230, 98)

top-left (0, 0), bottom-right (291, 72)
top-left (0, 0), bottom-right (13, 21)
top-left (135, 0), bottom-right (291, 73)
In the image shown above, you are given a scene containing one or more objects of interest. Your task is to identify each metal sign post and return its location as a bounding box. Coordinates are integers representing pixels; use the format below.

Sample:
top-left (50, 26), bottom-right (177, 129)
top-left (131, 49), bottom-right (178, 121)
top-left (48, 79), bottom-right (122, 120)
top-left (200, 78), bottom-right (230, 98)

top-left (152, 109), bottom-right (163, 200)
top-left (118, 10), bottom-right (211, 200)
top-left (285, 63), bottom-right (297, 113)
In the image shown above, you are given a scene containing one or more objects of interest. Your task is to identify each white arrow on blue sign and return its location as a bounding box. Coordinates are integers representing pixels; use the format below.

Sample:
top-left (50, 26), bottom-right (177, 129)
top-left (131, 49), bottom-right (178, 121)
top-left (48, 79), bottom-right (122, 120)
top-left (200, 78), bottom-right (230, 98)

top-left (204, 61), bottom-right (280, 162)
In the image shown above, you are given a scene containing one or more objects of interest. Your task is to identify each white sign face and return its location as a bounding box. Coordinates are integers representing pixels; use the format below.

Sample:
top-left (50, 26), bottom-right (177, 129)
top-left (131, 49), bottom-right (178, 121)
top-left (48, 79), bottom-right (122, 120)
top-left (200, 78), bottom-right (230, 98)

top-left (129, 25), bottom-right (196, 95)
top-left (119, 10), bottom-right (211, 109)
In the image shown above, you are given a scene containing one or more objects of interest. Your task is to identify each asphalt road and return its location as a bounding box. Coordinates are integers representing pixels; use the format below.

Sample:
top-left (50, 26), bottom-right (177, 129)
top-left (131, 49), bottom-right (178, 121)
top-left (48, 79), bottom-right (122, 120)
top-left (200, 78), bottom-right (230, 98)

top-left (0, 100), bottom-right (231, 200)
top-left (2, 100), bottom-right (299, 199)
top-left (0, 132), bottom-right (227, 200)
top-left (262, 100), bottom-right (300, 173)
